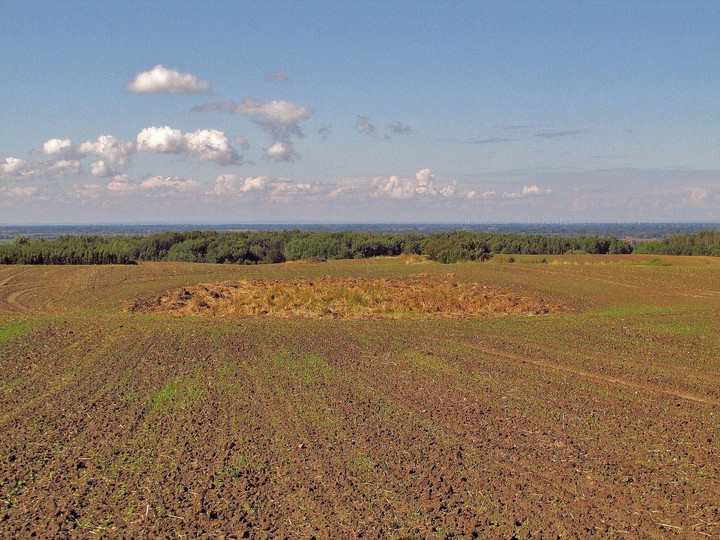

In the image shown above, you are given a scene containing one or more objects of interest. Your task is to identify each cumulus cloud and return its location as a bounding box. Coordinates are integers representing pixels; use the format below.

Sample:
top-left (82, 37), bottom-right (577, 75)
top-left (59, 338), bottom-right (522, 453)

top-left (78, 135), bottom-right (135, 166)
top-left (264, 72), bottom-right (288, 83)
top-left (136, 126), bottom-right (241, 165)
top-left (184, 129), bottom-right (241, 165)
top-left (503, 185), bottom-right (552, 198)
top-left (268, 180), bottom-right (315, 202)
top-left (387, 121), bottom-right (412, 136)
top-left (208, 174), bottom-right (267, 196)
top-left (107, 174), bottom-right (135, 192)
top-left (0, 156), bottom-right (81, 179)
top-left (41, 159), bottom-right (81, 177)
top-left (524, 185), bottom-right (552, 195)
top-left (687, 187), bottom-right (709, 206)
top-left (195, 98), bottom-right (311, 135)
top-left (373, 176), bottom-right (414, 199)
top-left (140, 175), bottom-right (198, 192)
top-left (40, 138), bottom-right (73, 155)
top-left (126, 65), bottom-right (211, 94)
top-left (33, 135), bottom-right (134, 169)
top-left (1, 157), bottom-right (31, 176)
top-left (0, 185), bottom-right (39, 198)
top-left (136, 126), bottom-right (184, 153)
top-left (206, 174), bottom-right (317, 201)
top-left (194, 97), bottom-right (311, 161)
top-left (75, 183), bottom-right (103, 200)
top-left (265, 140), bottom-right (297, 162)
top-left (373, 169), bottom-right (455, 199)
top-left (356, 116), bottom-right (376, 136)
top-left (89, 160), bottom-right (114, 178)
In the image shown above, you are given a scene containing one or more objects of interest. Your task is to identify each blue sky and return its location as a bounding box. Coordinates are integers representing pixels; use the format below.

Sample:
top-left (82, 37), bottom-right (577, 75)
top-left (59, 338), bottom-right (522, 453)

top-left (1, 0), bottom-right (718, 224)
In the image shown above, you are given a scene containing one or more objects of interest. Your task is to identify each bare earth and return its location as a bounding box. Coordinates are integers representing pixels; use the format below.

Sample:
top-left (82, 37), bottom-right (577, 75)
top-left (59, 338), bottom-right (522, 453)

top-left (0, 255), bottom-right (718, 538)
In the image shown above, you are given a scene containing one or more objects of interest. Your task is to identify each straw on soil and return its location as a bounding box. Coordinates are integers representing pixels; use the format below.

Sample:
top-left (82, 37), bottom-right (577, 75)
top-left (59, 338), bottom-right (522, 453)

top-left (129, 277), bottom-right (563, 319)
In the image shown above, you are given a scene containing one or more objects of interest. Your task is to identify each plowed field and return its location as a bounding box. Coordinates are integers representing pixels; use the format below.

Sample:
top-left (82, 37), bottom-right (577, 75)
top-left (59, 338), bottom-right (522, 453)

top-left (1, 255), bottom-right (719, 538)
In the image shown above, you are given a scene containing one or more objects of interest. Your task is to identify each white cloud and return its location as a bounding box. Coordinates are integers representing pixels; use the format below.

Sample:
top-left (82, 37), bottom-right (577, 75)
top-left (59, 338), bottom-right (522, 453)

top-left (372, 169), bottom-right (455, 199)
top-left (687, 187), bottom-right (709, 207)
top-left (78, 135), bottom-right (134, 166)
top-left (41, 138), bottom-right (73, 155)
top-left (268, 181), bottom-right (315, 201)
top-left (208, 174), bottom-right (267, 196)
top-left (136, 125), bottom-right (185, 153)
top-left (195, 98), bottom-right (311, 133)
top-left (126, 65), bottom-right (210, 94)
top-left (265, 140), bottom-right (297, 162)
top-left (2, 158), bottom-right (82, 179)
top-left (107, 174), bottom-right (135, 192)
top-left (137, 126), bottom-right (185, 154)
top-left (136, 126), bottom-right (240, 165)
top-left (374, 175), bottom-right (409, 199)
top-left (46, 159), bottom-right (82, 177)
top-left (1, 157), bottom-right (31, 175)
top-left (239, 176), bottom-right (267, 192)
top-left (0, 185), bottom-right (38, 198)
top-left (184, 129), bottom-right (241, 165)
top-left (140, 175), bottom-right (198, 192)
top-left (75, 183), bottom-right (103, 200)
top-left (89, 160), bottom-right (114, 178)
top-left (31, 135), bottom-right (133, 171)
top-left (415, 169), bottom-right (449, 196)
top-left (194, 97), bottom-right (311, 160)
top-left (247, 99), bottom-right (311, 127)
top-left (503, 185), bottom-right (553, 198)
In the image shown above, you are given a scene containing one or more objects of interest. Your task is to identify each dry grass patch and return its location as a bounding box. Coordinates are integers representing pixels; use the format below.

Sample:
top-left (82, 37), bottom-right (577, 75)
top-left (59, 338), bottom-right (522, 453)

top-left (129, 277), bottom-right (564, 319)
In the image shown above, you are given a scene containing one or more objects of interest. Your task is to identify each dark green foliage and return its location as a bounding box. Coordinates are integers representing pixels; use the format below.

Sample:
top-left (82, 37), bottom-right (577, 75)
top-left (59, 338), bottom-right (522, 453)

top-left (0, 229), bottom-right (639, 265)
top-left (634, 231), bottom-right (720, 256)
top-left (0, 235), bottom-right (137, 265)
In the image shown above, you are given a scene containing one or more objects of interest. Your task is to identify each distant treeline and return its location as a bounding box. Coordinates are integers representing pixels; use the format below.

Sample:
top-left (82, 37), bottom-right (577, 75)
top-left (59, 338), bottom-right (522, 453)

top-left (634, 231), bottom-right (720, 256)
top-left (0, 230), bottom-right (644, 265)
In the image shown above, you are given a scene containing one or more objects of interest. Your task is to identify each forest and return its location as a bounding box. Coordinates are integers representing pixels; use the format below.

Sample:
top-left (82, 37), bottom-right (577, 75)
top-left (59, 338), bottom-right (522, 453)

top-left (633, 231), bottom-right (720, 256)
top-left (0, 230), bottom-right (638, 265)
top-left (0, 229), bottom-right (716, 265)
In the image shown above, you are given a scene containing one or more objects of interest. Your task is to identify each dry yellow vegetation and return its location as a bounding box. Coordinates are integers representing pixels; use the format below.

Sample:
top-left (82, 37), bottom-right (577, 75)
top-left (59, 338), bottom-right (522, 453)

top-left (129, 277), bottom-right (563, 319)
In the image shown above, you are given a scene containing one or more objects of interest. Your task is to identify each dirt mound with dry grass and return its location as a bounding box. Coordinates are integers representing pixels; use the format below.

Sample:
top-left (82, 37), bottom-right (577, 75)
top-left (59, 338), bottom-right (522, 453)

top-left (129, 277), bottom-right (564, 319)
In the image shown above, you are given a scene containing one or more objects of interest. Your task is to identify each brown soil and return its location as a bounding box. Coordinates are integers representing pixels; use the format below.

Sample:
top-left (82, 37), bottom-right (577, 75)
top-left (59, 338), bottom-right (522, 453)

top-left (0, 260), bottom-right (718, 538)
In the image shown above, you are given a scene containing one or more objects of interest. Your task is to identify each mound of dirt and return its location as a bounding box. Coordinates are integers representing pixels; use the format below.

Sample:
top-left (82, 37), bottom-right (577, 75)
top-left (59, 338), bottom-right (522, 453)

top-left (128, 277), bottom-right (565, 319)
